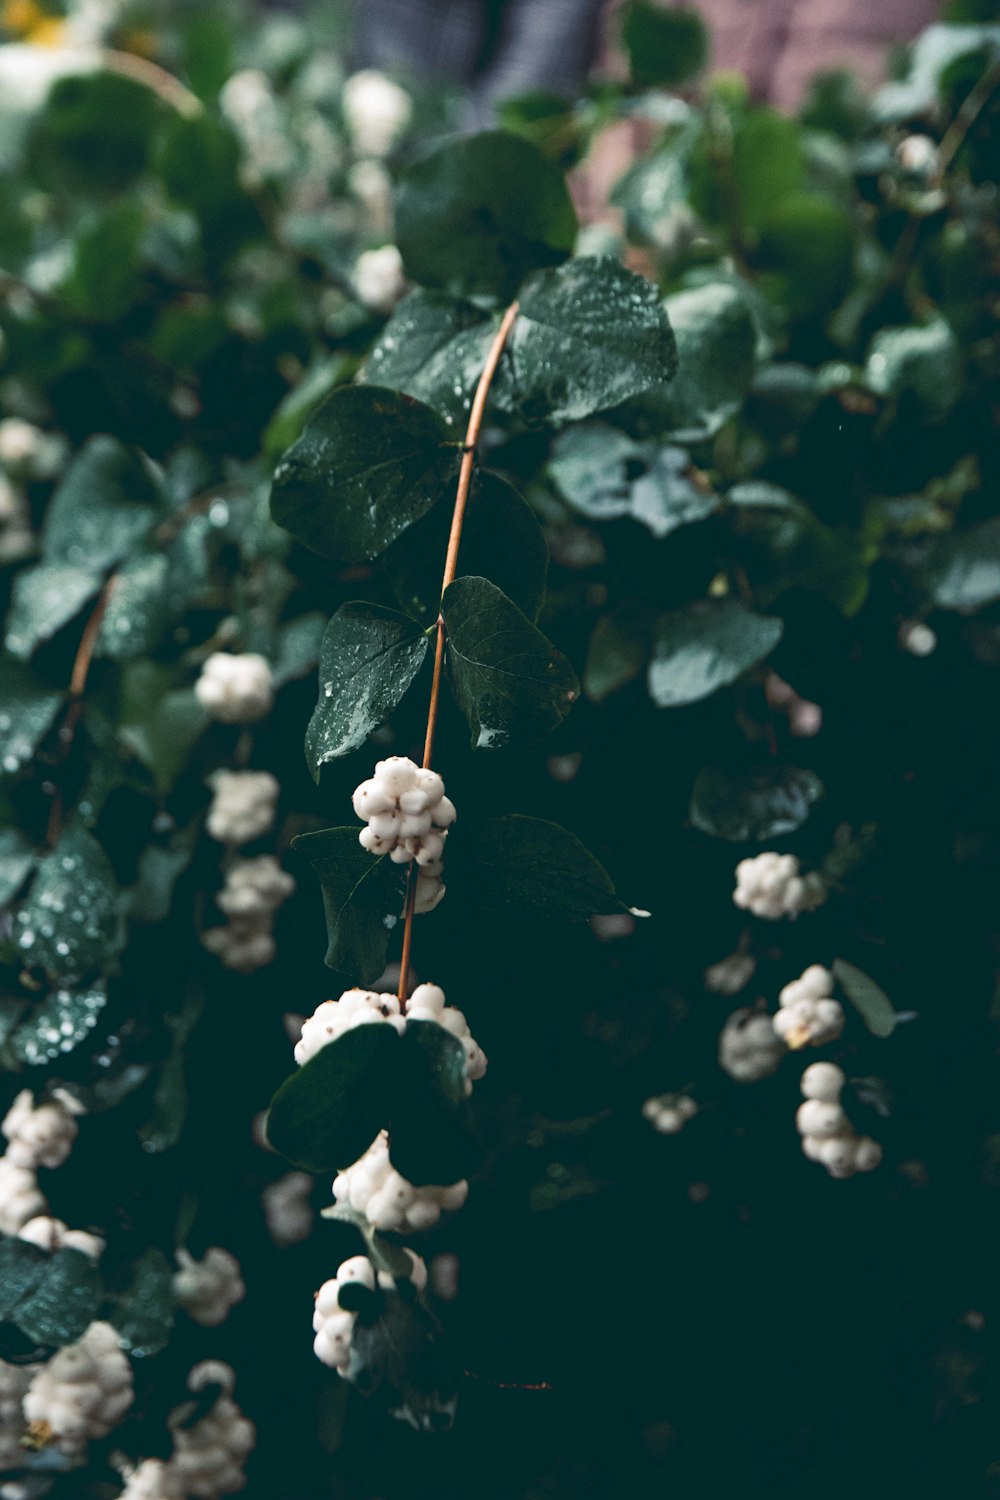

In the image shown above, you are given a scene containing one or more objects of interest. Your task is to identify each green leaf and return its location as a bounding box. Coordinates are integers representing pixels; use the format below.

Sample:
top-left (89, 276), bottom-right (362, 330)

top-left (112, 1248), bottom-right (175, 1358)
top-left (648, 599), bottom-right (783, 707)
top-left (11, 981), bottom-right (108, 1066)
top-left (61, 198), bottom-right (146, 321)
top-left (272, 612), bottom-right (328, 690)
top-left (138, 984), bottom-right (205, 1153)
top-left (348, 1288), bottom-right (457, 1431)
top-left (468, 815), bottom-right (627, 917)
top-left (95, 551), bottom-right (172, 660)
top-left (14, 824), bottom-right (122, 980)
top-left (118, 663), bottom-right (209, 795)
top-left (5, 563), bottom-right (104, 661)
top-left (129, 836), bottom-right (197, 925)
top-left (731, 109), bottom-right (806, 233)
top-left (549, 424), bottom-right (717, 538)
top-left (0, 830), bottom-right (35, 909)
top-left (493, 257), bottom-right (678, 426)
top-left (583, 605), bottom-right (654, 703)
top-left (270, 386), bottom-right (461, 563)
top-left (833, 959), bottom-right (898, 1039)
top-left (925, 515), bottom-right (1000, 610)
top-left (27, 71), bottom-right (160, 195)
top-left (758, 193), bottom-right (855, 320)
top-left (728, 483), bottom-right (871, 616)
top-left (264, 356), bottom-right (353, 463)
top-left (156, 112), bottom-right (262, 263)
top-left (865, 320), bottom-right (963, 419)
top-left (266, 1023), bottom-right (399, 1173)
top-left (620, 2), bottom-right (709, 87)
top-left (364, 290), bottom-right (498, 429)
top-left (649, 283), bottom-right (757, 442)
top-left (12, 1247), bottom-right (103, 1348)
top-left (390, 1022), bottom-right (480, 1186)
top-left (0, 658), bottom-right (64, 775)
top-left (395, 130), bottom-right (577, 303)
top-left (292, 828), bottom-right (406, 984)
top-left (689, 764), bottom-right (824, 842)
top-left (383, 471), bottom-right (548, 626)
top-left (442, 577), bottom-right (579, 750)
top-left (43, 435), bottom-right (164, 572)
top-left (0, 1237), bottom-right (46, 1321)
top-left (304, 604), bottom-right (428, 778)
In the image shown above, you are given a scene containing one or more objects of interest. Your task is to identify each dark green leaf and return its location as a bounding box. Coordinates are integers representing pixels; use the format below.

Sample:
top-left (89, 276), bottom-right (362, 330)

top-left (383, 471), bottom-right (548, 626)
top-left (583, 605), bottom-right (654, 703)
top-left (468, 814), bottom-right (627, 916)
top-left (118, 663), bottom-right (209, 795)
top-left (731, 109), bottom-right (806, 233)
top-left (129, 837), bottom-right (197, 925)
top-left (27, 71), bottom-right (160, 195)
top-left (292, 827), bottom-right (406, 984)
top-left (395, 130), bottom-right (577, 303)
top-left (833, 959), bottom-right (898, 1039)
top-left (43, 435), bottom-right (164, 572)
top-left (0, 830), bottom-right (35, 908)
top-left (363, 290), bottom-right (497, 429)
top-left (728, 482), bottom-right (871, 615)
top-left (156, 112), bottom-right (262, 263)
top-left (11, 981), bottom-right (109, 1065)
top-left (0, 1237), bottom-right (46, 1320)
top-left (865, 319), bottom-right (962, 418)
top-left (925, 515), bottom-right (1000, 610)
top-left (0, 658), bottom-right (63, 774)
top-left (266, 1023), bottom-right (399, 1173)
top-left (61, 199), bottom-right (146, 321)
top-left (549, 424), bottom-right (716, 538)
top-left (14, 824), bottom-right (122, 980)
top-left (14, 1248), bottom-right (103, 1348)
top-left (690, 763), bottom-right (825, 842)
top-left (649, 283), bottom-right (757, 442)
top-left (270, 386), bottom-right (461, 563)
top-left (620, 2), bottom-right (709, 87)
top-left (264, 356), bottom-right (353, 463)
top-left (493, 257), bottom-right (678, 426)
top-left (112, 1249), bottom-right (175, 1358)
top-left (442, 577), bottom-right (579, 750)
top-left (305, 604), bottom-right (428, 778)
top-left (390, 1021), bottom-right (480, 1187)
top-left (272, 612), bottom-right (328, 689)
top-left (649, 599), bottom-right (783, 707)
top-left (138, 983), bottom-right (205, 1153)
top-left (5, 563), bottom-right (103, 661)
top-left (758, 193), bottom-right (854, 320)
top-left (348, 1288), bottom-right (457, 1431)
top-left (95, 551), bottom-right (172, 660)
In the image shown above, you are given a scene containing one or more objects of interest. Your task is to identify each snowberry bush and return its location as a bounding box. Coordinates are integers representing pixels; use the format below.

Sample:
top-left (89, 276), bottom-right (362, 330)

top-left (0, 2), bottom-right (999, 1496)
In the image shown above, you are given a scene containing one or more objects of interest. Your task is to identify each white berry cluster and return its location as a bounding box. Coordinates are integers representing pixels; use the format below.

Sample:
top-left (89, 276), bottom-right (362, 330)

top-left (312, 1251), bottom-right (426, 1375)
top-left (796, 1063), bottom-right (883, 1179)
top-left (173, 1247), bottom-right (246, 1328)
top-left (23, 1321), bottom-right (133, 1459)
top-left (0, 468), bottom-right (34, 564)
top-left (206, 770), bottom-right (280, 845)
top-left (0, 1358), bottom-right (37, 1473)
top-left (733, 852), bottom-right (827, 920)
top-left (719, 1007), bottom-right (787, 1082)
top-left (642, 1093), bottom-right (698, 1135)
top-left (202, 856), bottom-right (295, 973)
top-left (341, 70), bottom-right (412, 157)
top-left (195, 653), bottom-right (274, 725)
top-left (18, 1216), bottom-right (104, 1260)
top-left (167, 1362), bottom-right (255, 1498)
top-left (261, 1171), bottom-right (315, 1249)
top-left (354, 245), bottom-right (407, 314)
top-left (703, 950), bottom-right (756, 996)
top-left (219, 69), bottom-right (294, 187)
top-left (294, 983), bottom-right (486, 1095)
top-left (118, 1459), bottom-right (183, 1500)
top-left (332, 1131), bottom-right (469, 1233)
top-left (765, 672), bottom-right (823, 738)
top-left (0, 1089), bottom-right (82, 1236)
top-left (0, 417), bottom-right (67, 479)
top-left (353, 757), bottom-right (457, 915)
top-left (773, 965), bottom-right (845, 1050)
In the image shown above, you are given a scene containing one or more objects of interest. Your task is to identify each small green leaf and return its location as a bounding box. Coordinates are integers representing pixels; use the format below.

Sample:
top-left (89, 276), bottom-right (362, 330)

top-left (690, 764), bottom-right (824, 842)
top-left (650, 283), bottom-right (757, 442)
top-left (865, 320), bottom-right (963, 419)
top-left (43, 435), bottom-right (164, 572)
top-left (305, 604), bottom-right (428, 778)
top-left (270, 386), bottom-right (461, 563)
top-left (728, 482), bottom-right (870, 616)
top-left (730, 109), bottom-right (806, 233)
top-left (5, 563), bottom-right (104, 661)
top-left (11, 981), bottom-right (109, 1066)
top-left (27, 71), bottom-right (160, 195)
top-left (649, 599), bottom-right (783, 707)
top-left (264, 355), bottom-right (353, 462)
top-left (112, 1248), bottom-right (176, 1358)
top-left (14, 824), bottom-right (122, 980)
top-left (395, 130), bottom-right (577, 303)
top-left (494, 257), bottom-right (678, 426)
top-left (272, 612), bottom-right (328, 690)
top-left (61, 198), bottom-right (146, 322)
top-left (443, 577), bottom-right (579, 750)
top-left (390, 1021), bottom-right (480, 1187)
top-left (95, 551), bottom-right (172, 660)
top-left (620, 2), bottom-right (708, 87)
top-left (363, 290), bottom-right (497, 429)
top-left (833, 959), bottom-right (898, 1039)
top-left (468, 815), bottom-right (627, 917)
top-left (348, 1288), bottom-right (457, 1431)
top-left (156, 112), bottom-right (262, 263)
top-left (0, 658), bottom-right (63, 775)
top-left (0, 830), bottom-right (35, 908)
top-left (119, 663), bottom-right (209, 795)
top-left (383, 471), bottom-right (548, 626)
top-left (0, 1237), bottom-right (46, 1320)
top-left (583, 605), bottom-right (654, 703)
top-left (292, 828), bottom-right (406, 984)
top-left (14, 1247), bottom-right (103, 1348)
top-left (549, 424), bottom-right (716, 538)
top-left (925, 515), bottom-right (1000, 610)
top-left (266, 1023), bottom-right (399, 1173)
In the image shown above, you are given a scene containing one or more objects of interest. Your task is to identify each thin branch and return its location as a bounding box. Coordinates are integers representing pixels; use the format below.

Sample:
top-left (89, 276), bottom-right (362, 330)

top-left (396, 298), bottom-right (521, 1005)
top-left (46, 575), bottom-right (117, 846)
top-left (100, 49), bottom-right (203, 117)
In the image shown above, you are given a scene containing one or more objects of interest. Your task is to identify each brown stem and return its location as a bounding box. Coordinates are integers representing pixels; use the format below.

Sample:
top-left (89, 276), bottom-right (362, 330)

top-left (396, 298), bottom-right (520, 1005)
top-left (100, 49), bottom-right (203, 117)
top-left (46, 576), bottom-right (117, 846)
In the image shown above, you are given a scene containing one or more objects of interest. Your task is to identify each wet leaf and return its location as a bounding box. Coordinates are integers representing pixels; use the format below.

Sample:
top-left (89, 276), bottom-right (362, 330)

top-left (111, 1249), bottom-right (175, 1358)
top-left (0, 658), bottom-right (63, 774)
top-left (14, 824), bottom-right (122, 980)
top-left (468, 815), bottom-right (627, 917)
top-left (690, 763), bottom-right (824, 842)
top-left (266, 1022), bottom-right (399, 1173)
top-left (649, 599), bottom-right (783, 707)
top-left (11, 981), bottom-right (109, 1065)
top-left (549, 424), bottom-right (716, 538)
top-left (292, 827), bottom-right (406, 984)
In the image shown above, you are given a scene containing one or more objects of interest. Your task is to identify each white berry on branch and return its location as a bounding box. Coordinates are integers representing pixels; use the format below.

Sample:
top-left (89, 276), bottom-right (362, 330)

top-left (773, 965), bottom-right (845, 1050)
top-left (733, 852), bottom-right (827, 920)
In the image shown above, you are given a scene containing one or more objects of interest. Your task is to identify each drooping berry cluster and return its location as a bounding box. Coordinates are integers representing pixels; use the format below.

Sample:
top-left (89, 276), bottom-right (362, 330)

top-left (173, 1247), bottom-right (247, 1328)
top-left (206, 770), bottom-right (280, 846)
top-left (312, 1252), bottom-right (426, 1376)
top-left (353, 757), bottom-right (456, 913)
top-left (195, 652), bottom-right (274, 725)
top-left (773, 965), bottom-right (845, 1050)
top-left (642, 1093), bottom-right (698, 1135)
top-left (202, 855), bottom-right (295, 973)
top-left (796, 1063), bottom-right (883, 1179)
top-left (733, 852), bottom-right (827, 921)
